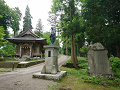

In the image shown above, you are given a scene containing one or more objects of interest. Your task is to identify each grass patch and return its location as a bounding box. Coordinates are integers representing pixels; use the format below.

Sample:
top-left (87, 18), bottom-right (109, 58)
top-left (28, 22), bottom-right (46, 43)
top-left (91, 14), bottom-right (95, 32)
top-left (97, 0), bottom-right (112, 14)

top-left (0, 68), bottom-right (12, 72)
top-left (61, 67), bottom-right (87, 77)
top-left (48, 57), bottom-right (120, 90)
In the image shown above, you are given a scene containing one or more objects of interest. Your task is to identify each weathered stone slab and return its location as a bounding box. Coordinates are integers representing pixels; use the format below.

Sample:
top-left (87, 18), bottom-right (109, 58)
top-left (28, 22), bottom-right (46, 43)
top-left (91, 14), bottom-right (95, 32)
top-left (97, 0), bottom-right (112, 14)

top-left (17, 62), bottom-right (30, 68)
top-left (33, 71), bottom-right (67, 80)
top-left (87, 43), bottom-right (113, 78)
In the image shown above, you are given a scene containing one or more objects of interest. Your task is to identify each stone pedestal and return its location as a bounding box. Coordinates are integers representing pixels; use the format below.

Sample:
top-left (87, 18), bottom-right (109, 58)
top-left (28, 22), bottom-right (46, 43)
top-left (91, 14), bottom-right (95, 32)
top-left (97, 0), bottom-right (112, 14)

top-left (33, 45), bottom-right (67, 80)
top-left (87, 43), bottom-right (113, 78)
top-left (33, 71), bottom-right (67, 80)
top-left (43, 45), bottom-right (60, 74)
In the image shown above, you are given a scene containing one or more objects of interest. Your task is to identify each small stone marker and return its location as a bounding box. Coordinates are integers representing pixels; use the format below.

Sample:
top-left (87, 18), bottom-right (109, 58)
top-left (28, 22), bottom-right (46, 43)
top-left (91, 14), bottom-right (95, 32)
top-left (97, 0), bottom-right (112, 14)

top-left (87, 43), bottom-right (113, 78)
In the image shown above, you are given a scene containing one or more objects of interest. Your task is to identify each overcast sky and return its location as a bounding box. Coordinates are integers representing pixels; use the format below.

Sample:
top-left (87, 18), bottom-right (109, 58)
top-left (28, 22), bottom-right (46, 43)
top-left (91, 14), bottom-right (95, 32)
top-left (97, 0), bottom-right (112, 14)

top-left (5, 0), bottom-right (53, 33)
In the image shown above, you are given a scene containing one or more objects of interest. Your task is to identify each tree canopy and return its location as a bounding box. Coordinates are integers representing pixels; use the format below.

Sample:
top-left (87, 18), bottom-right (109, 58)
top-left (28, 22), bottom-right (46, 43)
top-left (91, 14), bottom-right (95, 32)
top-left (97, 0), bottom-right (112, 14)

top-left (23, 5), bottom-right (33, 31)
top-left (10, 7), bottom-right (22, 37)
top-left (0, 0), bottom-right (21, 56)
top-left (81, 0), bottom-right (120, 57)
top-left (0, 0), bottom-right (11, 38)
top-left (34, 18), bottom-right (43, 37)
top-left (50, 0), bottom-right (120, 69)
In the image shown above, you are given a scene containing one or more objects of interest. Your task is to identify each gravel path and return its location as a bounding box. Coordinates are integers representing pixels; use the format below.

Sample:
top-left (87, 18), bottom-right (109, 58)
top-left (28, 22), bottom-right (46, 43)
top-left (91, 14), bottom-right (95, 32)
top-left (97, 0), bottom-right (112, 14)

top-left (0, 55), bottom-right (69, 90)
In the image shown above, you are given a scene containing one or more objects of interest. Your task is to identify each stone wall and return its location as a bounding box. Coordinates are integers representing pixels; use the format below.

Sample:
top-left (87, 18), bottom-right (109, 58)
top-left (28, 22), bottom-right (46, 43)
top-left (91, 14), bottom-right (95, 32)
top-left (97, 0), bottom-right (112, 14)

top-left (0, 62), bottom-right (19, 68)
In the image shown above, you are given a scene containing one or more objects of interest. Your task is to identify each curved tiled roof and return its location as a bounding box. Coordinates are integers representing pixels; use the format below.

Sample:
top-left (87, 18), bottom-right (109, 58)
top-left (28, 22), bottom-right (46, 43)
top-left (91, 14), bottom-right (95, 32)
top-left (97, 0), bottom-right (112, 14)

top-left (6, 26), bottom-right (47, 46)
top-left (16, 27), bottom-right (40, 38)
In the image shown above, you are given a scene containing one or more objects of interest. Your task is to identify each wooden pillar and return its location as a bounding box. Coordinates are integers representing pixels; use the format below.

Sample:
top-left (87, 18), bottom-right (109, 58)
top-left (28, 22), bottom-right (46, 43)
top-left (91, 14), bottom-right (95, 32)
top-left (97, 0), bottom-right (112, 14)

top-left (41, 52), bottom-right (42, 58)
top-left (30, 46), bottom-right (32, 58)
top-left (20, 45), bottom-right (21, 58)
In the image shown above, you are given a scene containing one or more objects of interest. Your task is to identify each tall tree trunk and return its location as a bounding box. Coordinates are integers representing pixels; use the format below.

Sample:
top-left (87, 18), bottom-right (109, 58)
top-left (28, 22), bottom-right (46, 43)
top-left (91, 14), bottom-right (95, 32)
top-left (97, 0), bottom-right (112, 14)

top-left (73, 37), bottom-right (78, 62)
top-left (110, 46), bottom-right (112, 56)
top-left (116, 43), bottom-right (120, 58)
top-left (66, 42), bottom-right (68, 55)
top-left (14, 31), bottom-right (15, 38)
top-left (70, 5), bottom-right (78, 69)
top-left (71, 35), bottom-right (78, 69)
top-left (78, 44), bottom-right (82, 57)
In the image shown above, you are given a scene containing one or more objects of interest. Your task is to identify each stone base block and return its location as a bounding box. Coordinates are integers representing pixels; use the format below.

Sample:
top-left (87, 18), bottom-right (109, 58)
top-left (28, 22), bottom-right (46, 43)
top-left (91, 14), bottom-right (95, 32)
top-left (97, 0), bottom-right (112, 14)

top-left (33, 71), bottom-right (67, 80)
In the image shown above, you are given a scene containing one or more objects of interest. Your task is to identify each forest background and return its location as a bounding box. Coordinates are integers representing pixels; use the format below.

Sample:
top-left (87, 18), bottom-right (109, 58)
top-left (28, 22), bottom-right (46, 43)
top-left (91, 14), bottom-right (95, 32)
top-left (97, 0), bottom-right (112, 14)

top-left (0, 0), bottom-right (120, 69)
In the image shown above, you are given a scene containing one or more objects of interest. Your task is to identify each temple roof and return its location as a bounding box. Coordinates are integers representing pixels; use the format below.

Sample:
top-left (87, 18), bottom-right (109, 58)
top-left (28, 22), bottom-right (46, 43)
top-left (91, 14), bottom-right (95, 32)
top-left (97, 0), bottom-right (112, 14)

top-left (16, 27), bottom-right (40, 38)
top-left (6, 27), bottom-right (47, 46)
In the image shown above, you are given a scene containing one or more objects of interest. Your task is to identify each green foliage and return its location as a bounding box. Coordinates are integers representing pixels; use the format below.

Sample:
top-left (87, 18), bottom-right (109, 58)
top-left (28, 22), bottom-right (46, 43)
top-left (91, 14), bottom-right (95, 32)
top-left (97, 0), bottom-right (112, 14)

top-left (23, 5), bottom-right (33, 31)
top-left (10, 7), bottom-right (22, 37)
top-left (80, 45), bottom-right (90, 56)
top-left (0, 1), bottom-right (22, 38)
top-left (0, 68), bottom-right (12, 72)
top-left (0, 26), bottom-right (7, 46)
top-left (51, 0), bottom-right (86, 57)
top-left (61, 56), bottom-right (120, 88)
top-left (47, 85), bottom-right (60, 90)
top-left (109, 55), bottom-right (120, 78)
top-left (58, 0), bottom-right (82, 37)
top-left (41, 32), bottom-right (51, 45)
top-left (84, 76), bottom-right (120, 87)
top-left (0, 42), bottom-right (16, 57)
top-left (61, 36), bottom-right (71, 55)
top-left (25, 58), bottom-right (31, 61)
top-left (78, 63), bottom-right (88, 69)
top-left (81, 0), bottom-right (120, 57)
top-left (0, 15), bottom-right (2, 18)
top-left (0, 0), bottom-right (11, 38)
top-left (61, 67), bottom-right (87, 77)
top-left (62, 57), bottom-right (88, 77)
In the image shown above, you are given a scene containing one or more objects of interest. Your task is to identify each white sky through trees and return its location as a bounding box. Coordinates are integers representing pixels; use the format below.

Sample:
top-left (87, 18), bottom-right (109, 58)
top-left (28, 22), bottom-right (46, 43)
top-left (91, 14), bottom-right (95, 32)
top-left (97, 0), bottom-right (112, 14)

top-left (5, 0), bottom-right (52, 33)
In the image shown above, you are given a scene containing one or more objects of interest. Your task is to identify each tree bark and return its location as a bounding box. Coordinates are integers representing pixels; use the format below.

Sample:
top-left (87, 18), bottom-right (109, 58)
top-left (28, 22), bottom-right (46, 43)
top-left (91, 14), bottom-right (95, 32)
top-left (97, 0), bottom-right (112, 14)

top-left (73, 37), bottom-right (78, 62)
top-left (116, 43), bottom-right (120, 58)
top-left (78, 44), bottom-right (82, 57)
top-left (71, 35), bottom-right (78, 69)
top-left (14, 31), bottom-right (15, 38)
top-left (110, 46), bottom-right (112, 56)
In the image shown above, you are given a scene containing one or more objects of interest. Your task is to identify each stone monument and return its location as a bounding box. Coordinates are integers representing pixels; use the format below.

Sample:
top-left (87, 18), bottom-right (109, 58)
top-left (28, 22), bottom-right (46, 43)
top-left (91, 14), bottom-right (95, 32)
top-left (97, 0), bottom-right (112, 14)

top-left (87, 43), bottom-right (113, 78)
top-left (33, 27), bottom-right (67, 80)
top-left (41, 45), bottom-right (60, 74)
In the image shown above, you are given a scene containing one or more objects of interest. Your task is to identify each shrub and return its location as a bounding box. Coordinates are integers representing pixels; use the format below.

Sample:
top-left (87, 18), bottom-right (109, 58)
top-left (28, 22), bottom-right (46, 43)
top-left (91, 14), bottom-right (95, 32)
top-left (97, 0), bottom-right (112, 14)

top-left (109, 55), bottom-right (120, 78)
top-left (25, 58), bottom-right (31, 61)
top-left (80, 46), bottom-right (90, 57)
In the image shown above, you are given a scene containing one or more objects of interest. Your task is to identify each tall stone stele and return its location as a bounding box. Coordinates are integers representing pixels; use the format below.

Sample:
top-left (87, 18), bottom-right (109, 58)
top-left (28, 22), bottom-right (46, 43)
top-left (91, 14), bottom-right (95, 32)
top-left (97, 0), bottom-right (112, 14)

top-left (87, 43), bottom-right (113, 78)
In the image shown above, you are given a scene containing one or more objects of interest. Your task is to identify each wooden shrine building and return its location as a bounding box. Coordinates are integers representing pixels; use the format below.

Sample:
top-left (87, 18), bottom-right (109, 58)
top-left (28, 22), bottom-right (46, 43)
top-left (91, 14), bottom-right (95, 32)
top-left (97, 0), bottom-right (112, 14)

top-left (6, 27), bottom-right (47, 59)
